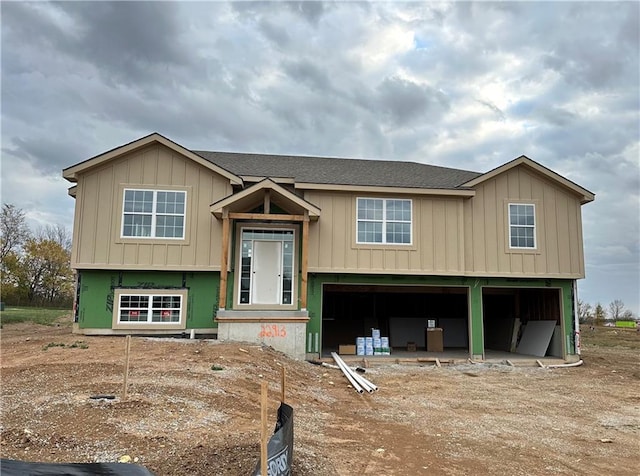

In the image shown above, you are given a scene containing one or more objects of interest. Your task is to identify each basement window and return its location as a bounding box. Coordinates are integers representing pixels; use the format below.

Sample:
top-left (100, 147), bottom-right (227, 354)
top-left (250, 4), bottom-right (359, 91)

top-left (113, 289), bottom-right (188, 329)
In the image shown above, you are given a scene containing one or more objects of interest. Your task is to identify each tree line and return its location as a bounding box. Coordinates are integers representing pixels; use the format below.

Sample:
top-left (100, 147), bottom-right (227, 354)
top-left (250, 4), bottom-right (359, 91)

top-left (577, 299), bottom-right (637, 325)
top-left (1, 204), bottom-right (73, 307)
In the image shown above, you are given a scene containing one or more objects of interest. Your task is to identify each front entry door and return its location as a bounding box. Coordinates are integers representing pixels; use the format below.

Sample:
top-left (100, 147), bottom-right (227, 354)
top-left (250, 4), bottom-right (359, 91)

top-left (252, 240), bottom-right (282, 304)
top-left (238, 228), bottom-right (294, 306)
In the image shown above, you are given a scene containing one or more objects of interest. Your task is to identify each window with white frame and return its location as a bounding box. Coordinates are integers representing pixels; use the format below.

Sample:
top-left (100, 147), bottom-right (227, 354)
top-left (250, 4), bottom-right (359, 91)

top-left (509, 203), bottom-right (536, 248)
top-left (357, 198), bottom-right (412, 244)
top-left (117, 293), bottom-right (183, 324)
top-left (122, 189), bottom-right (186, 238)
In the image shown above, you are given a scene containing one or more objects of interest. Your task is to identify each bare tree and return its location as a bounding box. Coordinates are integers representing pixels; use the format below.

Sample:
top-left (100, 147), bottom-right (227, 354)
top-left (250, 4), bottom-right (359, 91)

top-left (577, 300), bottom-right (593, 324)
top-left (609, 300), bottom-right (626, 321)
top-left (1, 203), bottom-right (30, 260)
top-left (36, 224), bottom-right (72, 253)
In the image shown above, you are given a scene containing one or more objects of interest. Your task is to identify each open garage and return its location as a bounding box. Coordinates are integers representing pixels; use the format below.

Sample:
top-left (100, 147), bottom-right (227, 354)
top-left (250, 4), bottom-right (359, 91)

top-left (321, 284), bottom-right (469, 354)
top-left (482, 287), bottom-right (564, 358)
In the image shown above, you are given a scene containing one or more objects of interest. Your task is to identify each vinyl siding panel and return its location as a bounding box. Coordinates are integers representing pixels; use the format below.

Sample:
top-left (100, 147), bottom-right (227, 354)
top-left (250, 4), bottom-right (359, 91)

top-left (71, 144), bottom-right (232, 270)
top-left (463, 166), bottom-right (585, 278)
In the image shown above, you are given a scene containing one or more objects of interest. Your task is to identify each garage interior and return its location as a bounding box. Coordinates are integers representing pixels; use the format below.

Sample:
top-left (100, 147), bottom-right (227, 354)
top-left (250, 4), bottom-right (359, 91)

top-left (322, 284), bottom-right (469, 355)
top-left (482, 287), bottom-right (564, 358)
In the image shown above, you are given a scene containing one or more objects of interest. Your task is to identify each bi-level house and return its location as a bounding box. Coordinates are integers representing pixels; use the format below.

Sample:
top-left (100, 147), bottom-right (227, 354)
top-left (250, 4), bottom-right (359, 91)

top-left (63, 133), bottom-right (594, 360)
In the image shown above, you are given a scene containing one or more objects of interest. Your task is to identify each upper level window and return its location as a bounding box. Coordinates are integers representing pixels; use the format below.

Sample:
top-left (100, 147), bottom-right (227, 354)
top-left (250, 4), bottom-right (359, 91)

top-left (357, 198), bottom-right (412, 244)
top-left (509, 203), bottom-right (536, 248)
top-left (122, 189), bottom-right (186, 238)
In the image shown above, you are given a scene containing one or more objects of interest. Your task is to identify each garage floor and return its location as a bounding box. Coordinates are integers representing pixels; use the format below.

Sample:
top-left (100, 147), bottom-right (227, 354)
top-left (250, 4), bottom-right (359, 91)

top-left (322, 349), bottom-right (569, 366)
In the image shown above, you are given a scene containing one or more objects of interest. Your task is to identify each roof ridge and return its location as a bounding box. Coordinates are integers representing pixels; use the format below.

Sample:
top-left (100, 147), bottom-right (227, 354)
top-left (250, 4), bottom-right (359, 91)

top-left (191, 149), bottom-right (481, 175)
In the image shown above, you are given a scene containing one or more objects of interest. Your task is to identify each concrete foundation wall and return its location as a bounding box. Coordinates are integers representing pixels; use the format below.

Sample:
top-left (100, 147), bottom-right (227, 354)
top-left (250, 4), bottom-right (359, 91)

top-left (217, 321), bottom-right (308, 360)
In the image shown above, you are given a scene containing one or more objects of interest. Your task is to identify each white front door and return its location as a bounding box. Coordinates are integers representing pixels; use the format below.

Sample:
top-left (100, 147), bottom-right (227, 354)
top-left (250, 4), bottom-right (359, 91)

top-left (252, 240), bottom-right (282, 304)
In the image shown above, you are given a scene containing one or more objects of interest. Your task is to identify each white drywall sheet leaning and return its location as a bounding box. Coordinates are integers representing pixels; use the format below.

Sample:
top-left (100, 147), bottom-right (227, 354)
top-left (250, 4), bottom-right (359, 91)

top-left (547, 325), bottom-right (563, 357)
top-left (516, 320), bottom-right (557, 357)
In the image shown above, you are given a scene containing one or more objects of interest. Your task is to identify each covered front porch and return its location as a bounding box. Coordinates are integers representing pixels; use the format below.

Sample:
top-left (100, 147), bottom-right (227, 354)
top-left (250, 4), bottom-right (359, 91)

top-left (210, 179), bottom-right (320, 359)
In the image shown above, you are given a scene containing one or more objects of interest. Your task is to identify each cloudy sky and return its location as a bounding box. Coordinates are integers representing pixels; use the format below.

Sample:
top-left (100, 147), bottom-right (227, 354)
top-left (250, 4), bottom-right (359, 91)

top-left (2, 1), bottom-right (639, 315)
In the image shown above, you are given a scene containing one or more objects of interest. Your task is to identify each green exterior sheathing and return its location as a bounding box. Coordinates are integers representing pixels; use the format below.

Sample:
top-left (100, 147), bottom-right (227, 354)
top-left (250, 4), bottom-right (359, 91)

top-left (76, 270), bottom-right (219, 329)
top-left (306, 274), bottom-right (576, 356)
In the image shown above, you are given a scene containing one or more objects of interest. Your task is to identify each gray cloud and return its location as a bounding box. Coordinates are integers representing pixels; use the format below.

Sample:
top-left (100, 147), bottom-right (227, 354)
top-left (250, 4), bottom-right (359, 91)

top-left (286, 1), bottom-right (327, 25)
top-left (377, 77), bottom-right (449, 127)
top-left (258, 18), bottom-right (292, 48)
top-left (1, 1), bottom-right (638, 313)
top-left (282, 59), bottom-right (334, 92)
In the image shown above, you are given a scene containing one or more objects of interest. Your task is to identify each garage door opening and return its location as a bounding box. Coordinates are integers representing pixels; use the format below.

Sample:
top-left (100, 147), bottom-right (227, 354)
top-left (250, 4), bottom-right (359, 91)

top-left (482, 287), bottom-right (564, 358)
top-left (322, 285), bottom-right (469, 355)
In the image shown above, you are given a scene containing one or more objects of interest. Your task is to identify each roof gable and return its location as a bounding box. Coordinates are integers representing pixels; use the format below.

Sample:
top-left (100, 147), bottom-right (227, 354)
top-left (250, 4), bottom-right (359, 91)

top-left (462, 156), bottom-right (595, 204)
top-left (210, 178), bottom-right (321, 219)
top-left (63, 133), bottom-right (242, 185)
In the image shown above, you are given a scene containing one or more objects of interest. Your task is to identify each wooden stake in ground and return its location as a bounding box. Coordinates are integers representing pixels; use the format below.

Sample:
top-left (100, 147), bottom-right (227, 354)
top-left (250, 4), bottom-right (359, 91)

top-left (260, 380), bottom-right (268, 476)
top-left (281, 366), bottom-right (286, 404)
top-left (122, 335), bottom-right (131, 400)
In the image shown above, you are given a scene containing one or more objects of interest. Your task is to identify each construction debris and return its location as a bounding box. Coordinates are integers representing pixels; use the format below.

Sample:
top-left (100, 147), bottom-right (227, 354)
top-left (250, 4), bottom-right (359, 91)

top-left (331, 352), bottom-right (378, 394)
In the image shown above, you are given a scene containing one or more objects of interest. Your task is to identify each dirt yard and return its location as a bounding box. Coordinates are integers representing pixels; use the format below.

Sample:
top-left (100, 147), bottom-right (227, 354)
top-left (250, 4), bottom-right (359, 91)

top-left (1, 316), bottom-right (639, 475)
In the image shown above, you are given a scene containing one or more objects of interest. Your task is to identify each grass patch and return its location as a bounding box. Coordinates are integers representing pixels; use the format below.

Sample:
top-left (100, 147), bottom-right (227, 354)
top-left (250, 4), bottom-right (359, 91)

top-left (43, 341), bottom-right (88, 351)
top-left (0, 307), bottom-right (71, 326)
top-left (581, 325), bottom-right (640, 350)
top-left (43, 342), bottom-right (66, 350)
top-left (68, 341), bottom-right (89, 349)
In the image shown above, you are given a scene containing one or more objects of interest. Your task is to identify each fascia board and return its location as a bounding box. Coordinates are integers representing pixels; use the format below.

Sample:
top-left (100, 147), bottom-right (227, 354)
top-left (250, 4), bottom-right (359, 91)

top-left (63, 133), bottom-right (243, 186)
top-left (462, 156), bottom-right (594, 204)
top-left (294, 182), bottom-right (475, 197)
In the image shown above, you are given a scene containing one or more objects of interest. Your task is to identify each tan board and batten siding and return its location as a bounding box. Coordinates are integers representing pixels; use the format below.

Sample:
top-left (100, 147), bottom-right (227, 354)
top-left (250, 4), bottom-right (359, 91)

top-left (463, 165), bottom-right (585, 278)
top-left (71, 144), bottom-right (232, 270)
top-left (305, 164), bottom-right (585, 278)
top-left (305, 191), bottom-right (465, 275)
top-left (70, 143), bottom-right (587, 279)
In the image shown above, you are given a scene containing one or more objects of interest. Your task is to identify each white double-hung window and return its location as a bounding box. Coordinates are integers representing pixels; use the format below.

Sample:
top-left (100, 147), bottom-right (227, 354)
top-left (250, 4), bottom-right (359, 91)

top-left (122, 189), bottom-right (186, 238)
top-left (509, 203), bottom-right (536, 249)
top-left (357, 198), bottom-right (412, 244)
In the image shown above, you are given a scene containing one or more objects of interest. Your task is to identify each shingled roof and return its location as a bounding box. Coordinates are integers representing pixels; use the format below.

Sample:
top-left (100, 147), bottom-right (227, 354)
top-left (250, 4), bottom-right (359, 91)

top-left (193, 150), bottom-right (481, 189)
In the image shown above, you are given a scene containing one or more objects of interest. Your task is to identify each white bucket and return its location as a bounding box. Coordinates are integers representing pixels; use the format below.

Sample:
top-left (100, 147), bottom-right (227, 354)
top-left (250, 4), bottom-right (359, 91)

top-left (356, 344), bottom-right (365, 356)
top-left (371, 328), bottom-right (381, 339)
top-left (356, 337), bottom-right (365, 346)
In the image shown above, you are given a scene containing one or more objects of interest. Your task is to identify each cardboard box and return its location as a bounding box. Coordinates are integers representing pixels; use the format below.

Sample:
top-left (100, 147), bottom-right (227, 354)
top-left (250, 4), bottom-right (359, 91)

top-left (426, 328), bottom-right (444, 352)
top-left (339, 344), bottom-right (356, 355)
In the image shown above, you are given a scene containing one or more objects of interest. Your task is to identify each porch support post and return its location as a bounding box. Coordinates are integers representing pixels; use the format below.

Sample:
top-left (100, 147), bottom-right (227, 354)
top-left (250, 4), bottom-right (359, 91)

top-left (264, 189), bottom-right (271, 214)
top-left (300, 211), bottom-right (309, 310)
top-left (219, 209), bottom-right (230, 310)
top-left (469, 283), bottom-right (484, 360)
